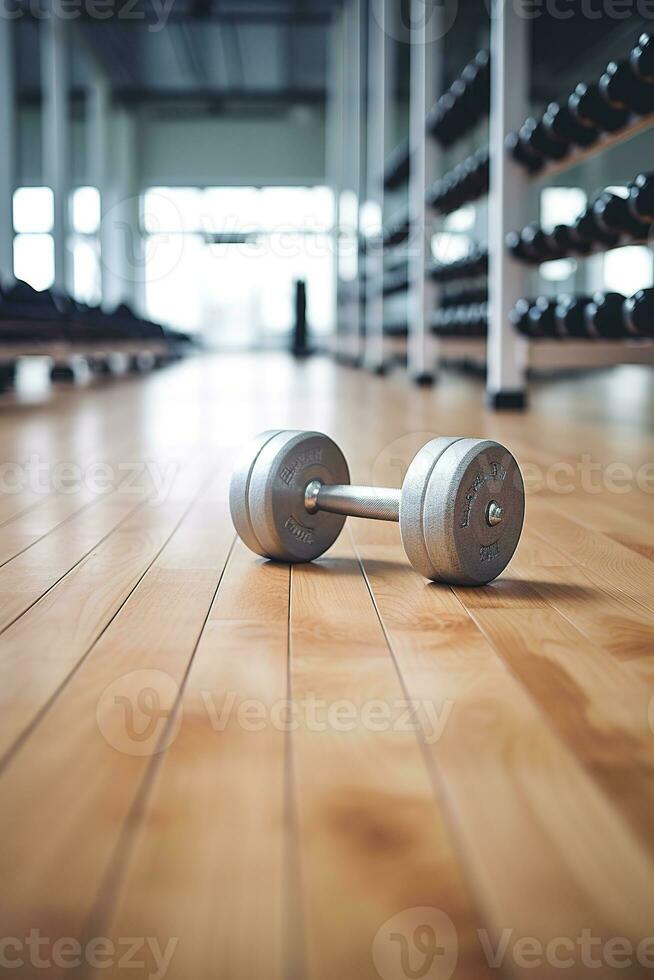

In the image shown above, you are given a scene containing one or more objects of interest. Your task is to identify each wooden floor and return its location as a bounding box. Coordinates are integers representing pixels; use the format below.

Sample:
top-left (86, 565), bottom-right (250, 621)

top-left (1, 353), bottom-right (654, 980)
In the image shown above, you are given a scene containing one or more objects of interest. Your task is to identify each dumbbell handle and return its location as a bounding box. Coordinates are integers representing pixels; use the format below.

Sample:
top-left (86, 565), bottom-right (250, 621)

top-left (304, 481), bottom-right (400, 522)
top-left (305, 479), bottom-right (505, 527)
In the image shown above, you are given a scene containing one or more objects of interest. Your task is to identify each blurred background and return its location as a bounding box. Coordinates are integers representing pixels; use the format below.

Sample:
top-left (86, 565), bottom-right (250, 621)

top-left (1, 0), bottom-right (654, 398)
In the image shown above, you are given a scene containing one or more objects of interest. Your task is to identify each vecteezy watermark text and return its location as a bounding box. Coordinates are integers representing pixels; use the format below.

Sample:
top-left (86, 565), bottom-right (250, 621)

top-left (1, 0), bottom-right (175, 32)
top-left (373, 908), bottom-right (654, 979)
top-left (0, 931), bottom-right (178, 979)
top-left (95, 668), bottom-right (455, 756)
top-left (0, 455), bottom-right (177, 504)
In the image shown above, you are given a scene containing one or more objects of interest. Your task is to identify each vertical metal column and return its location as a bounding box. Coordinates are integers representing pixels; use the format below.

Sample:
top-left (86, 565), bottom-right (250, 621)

top-left (88, 69), bottom-right (110, 303)
top-left (407, 0), bottom-right (442, 384)
top-left (326, 8), bottom-right (344, 352)
top-left (0, 18), bottom-right (16, 280)
top-left (41, 14), bottom-right (71, 292)
top-left (364, 0), bottom-right (387, 372)
top-left (102, 107), bottom-right (143, 313)
top-left (346, 0), bottom-right (363, 363)
top-left (487, 0), bottom-right (529, 409)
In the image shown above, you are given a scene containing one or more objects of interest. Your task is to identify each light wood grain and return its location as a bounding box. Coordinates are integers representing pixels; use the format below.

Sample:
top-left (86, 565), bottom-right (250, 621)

top-left (0, 486), bottom-right (234, 980)
top-left (0, 353), bottom-right (652, 980)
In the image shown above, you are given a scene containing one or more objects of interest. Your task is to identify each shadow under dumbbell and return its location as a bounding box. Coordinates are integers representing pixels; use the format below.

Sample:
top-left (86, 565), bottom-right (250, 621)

top-left (445, 578), bottom-right (595, 601)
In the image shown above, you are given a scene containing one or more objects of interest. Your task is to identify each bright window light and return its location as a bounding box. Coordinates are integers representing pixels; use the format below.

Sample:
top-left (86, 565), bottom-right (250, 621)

top-left (540, 258), bottom-right (577, 282)
top-left (258, 187), bottom-right (334, 232)
top-left (604, 246), bottom-right (653, 296)
top-left (540, 187), bottom-right (586, 230)
top-left (443, 205), bottom-right (476, 232)
top-left (143, 186), bottom-right (335, 236)
top-left (431, 232), bottom-right (472, 264)
top-left (13, 187), bottom-right (54, 234)
top-left (142, 188), bottom-right (204, 234)
top-left (360, 200), bottom-right (382, 238)
top-left (144, 187), bottom-right (336, 345)
top-left (72, 187), bottom-right (101, 235)
top-left (202, 187), bottom-right (260, 231)
top-left (72, 238), bottom-right (101, 304)
top-left (13, 234), bottom-right (54, 290)
top-left (339, 190), bottom-right (358, 233)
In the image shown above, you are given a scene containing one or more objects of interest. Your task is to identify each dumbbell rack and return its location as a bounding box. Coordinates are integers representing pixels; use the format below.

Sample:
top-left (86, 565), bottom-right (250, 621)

top-left (333, 0), bottom-right (654, 407)
top-left (487, 4), bottom-right (654, 405)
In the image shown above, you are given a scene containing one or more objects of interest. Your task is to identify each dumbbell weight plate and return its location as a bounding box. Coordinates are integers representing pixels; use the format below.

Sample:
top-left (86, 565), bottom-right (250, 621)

top-left (407, 439), bottom-right (524, 586)
top-left (399, 436), bottom-right (464, 580)
top-left (233, 429), bottom-right (350, 562)
top-left (230, 429), bottom-right (283, 556)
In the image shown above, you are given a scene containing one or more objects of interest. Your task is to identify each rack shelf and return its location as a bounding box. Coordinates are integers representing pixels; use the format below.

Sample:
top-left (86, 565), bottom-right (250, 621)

top-left (528, 113), bottom-right (654, 183)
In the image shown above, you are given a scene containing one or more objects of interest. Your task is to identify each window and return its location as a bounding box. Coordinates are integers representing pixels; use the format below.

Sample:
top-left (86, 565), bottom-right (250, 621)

top-left (12, 187), bottom-right (55, 290)
top-left (72, 187), bottom-right (101, 236)
top-left (71, 187), bottom-right (101, 304)
top-left (13, 187), bottom-right (54, 234)
top-left (13, 234), bottom-right (55, 292)
top-left (605, 246), bottom-right (653, 296)
top-left (540, 187), bottom-right (586, 230)
top-left (143, 186), bottom-right (336, 345)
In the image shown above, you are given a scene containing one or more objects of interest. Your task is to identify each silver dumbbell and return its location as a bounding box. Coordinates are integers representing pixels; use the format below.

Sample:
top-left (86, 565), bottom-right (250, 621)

top-left (230, 430), bottom-right (525, 585)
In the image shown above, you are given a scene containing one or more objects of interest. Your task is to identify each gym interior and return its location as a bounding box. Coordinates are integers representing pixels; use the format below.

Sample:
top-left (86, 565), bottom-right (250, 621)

top-left (1, 2), bottom-right (654, 978)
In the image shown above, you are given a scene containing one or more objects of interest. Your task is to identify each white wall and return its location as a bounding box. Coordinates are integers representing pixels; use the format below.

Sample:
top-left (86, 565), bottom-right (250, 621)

top-left (17, 102), bottom-right (327, 189)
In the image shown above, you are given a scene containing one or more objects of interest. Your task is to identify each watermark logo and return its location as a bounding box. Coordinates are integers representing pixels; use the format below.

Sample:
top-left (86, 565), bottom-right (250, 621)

top-left (370, 433), bottom-right (654, 497)
top-left (97, 681), bottom-right (454, 756)
top-left (371, 0), bottom-right (457, 44)
top-left (1, 0), bottom-right (175, 32)
top-left (370, 431), bottom-right (440, 488)
top-left (372, 907), bottom-right (458, 980)
top-left (0, 931), bottom-right (178, 979)
top-left (96, 669), bottom-right (182, 757)
top-left (0, 455), bottom-right (178, 504)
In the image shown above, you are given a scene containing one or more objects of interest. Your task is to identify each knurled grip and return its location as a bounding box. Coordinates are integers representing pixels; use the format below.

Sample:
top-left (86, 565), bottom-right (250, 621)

top-left (313, 484), bottom-right (401, 522)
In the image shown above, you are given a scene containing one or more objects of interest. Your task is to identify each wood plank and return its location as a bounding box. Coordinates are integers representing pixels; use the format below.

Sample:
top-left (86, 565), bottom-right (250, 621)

top-left (89, 542), bottom-right (290, 980)
top-left (464, 603), bottom-right (654, 856)
top-left (0, 462), bottom-right (211, 762)
top-left (352, 529), bottom-right (654, 979)
top-left (0, 489), bottom-right (234, 978)
top-left (288, 538), bottom-right (494, 980)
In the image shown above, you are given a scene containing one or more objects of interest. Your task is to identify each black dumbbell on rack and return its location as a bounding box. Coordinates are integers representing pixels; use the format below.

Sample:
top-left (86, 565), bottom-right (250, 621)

top-left (426, 150), bottom-right (489, 214)
top-left (432, 302), bottom-right (488, 338)
top-left (442, 285), bottom-right (488, 307)
top-left (554, 295), bottom-right (593, 338)
top-left (628, 171), bottom-right (654, 224)
top-left (593, 191), bottom-right (651, 240)
top-left (428, 246), bottom-right (488, 283)
top-left (584, 292), bottom-right (627, 338)
top-left (508, 171), bottom-right (654, 265)
top-left (568, 81), bottom-right (630, 135)
top-left (511, 292), bottom-right (652, 340)
top-left (506, 224), bottom-right (565, 264)
top-left (623, 288), bottom-right (654, 337)
top-left (428, 50), bottom-right (490, 147)
top-left (630, 33), bottom-right (654, 83)
top-left (599, 55), bottom-right (654, 117)
top-left (542, 100), bottom-right (599, 150)
top-left (509, 31), bottom-right (654, 175)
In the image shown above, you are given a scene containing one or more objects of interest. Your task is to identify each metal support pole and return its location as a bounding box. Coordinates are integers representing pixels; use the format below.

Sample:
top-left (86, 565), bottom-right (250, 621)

top-left (487, 0), bottom-right (529, 409)
top-left (0, 18), bottom-right (16, 281)
top-left (364, 0), bottom-right (387, 372)
top-left (407, 0), bottom-right (442, 384)
top-left (41, 15), bottom-right (71, 292)
top-left (88, 69), bottom-right (110, 302)
top-left (102, 107), bottom-right (143, 313)
top-left (326, 9), bottom-right (344, 351)
top-left (342, 0), bottom-right (363, 363)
